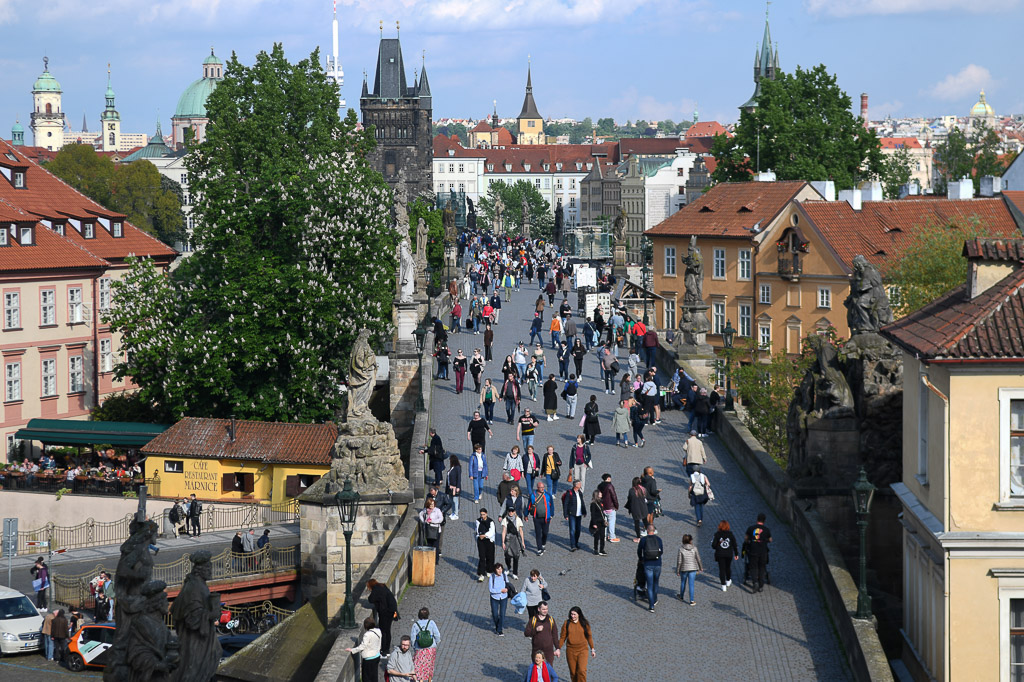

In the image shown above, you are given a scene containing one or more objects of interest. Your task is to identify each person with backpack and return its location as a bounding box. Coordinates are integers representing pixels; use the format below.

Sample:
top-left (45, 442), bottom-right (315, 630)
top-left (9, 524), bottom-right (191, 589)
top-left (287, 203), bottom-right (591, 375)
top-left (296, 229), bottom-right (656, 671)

top-left (411, 607), bottom-right (441, 681)
top-left (712, 520), bottom-right (740, 592)
top-left (530, 480), bottom-right (555, 555)
top-left (366, 579), bottom-right (399, 654)
top-left (637, 524), bottom-right (664, 611)
top-left (561, 375), bottom-right (579, 419)
top-left (502, 375), bottom-right (522, 424)
top-left (188, 493), bottom-right (202, 536)
top-left (524, 600), bottom-right (560, 665)
top-left (629, 400), bottom-right (648, 448)
top-left (688, 465), bottom-right (712, 527)
top-left (421, 427), bottom-right (446, 486)
top-left (488, 563), bottom-right (511, 636)
top-left (625, 477), bottom-right (649, 542)
top-left (745, 513), bottom-right (773, 593)
top-left (451, 300), bottom-right (462, 336)
top-left (169, 499), bottom-right (186, 538)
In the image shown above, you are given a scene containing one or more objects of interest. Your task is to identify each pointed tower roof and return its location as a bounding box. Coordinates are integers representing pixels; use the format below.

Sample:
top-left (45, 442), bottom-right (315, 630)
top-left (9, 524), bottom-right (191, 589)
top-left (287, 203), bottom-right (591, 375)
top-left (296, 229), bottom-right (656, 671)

top-left (417, 62), bottom-right (431, 97)
top-left (81, 112), bottom-right (88, 133)
top-left (758, 16), bottom-right (773, 74)
top-left (518, 64), bottom-right (542, 120)
top-left (371, 38), bottom-right (409, 99)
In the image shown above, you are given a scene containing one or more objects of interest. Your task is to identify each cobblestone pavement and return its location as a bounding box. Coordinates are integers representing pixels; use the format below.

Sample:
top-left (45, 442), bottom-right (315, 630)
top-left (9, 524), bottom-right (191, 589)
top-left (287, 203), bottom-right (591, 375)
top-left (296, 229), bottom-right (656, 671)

top-left (404, 280), bottom-right (850, 682)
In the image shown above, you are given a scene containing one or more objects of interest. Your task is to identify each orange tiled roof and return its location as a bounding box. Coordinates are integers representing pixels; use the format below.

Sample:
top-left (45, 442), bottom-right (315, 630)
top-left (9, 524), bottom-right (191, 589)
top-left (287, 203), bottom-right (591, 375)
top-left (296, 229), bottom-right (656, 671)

top-left (879, 137), bottom-right (923, 150)
top-left (482, 143), bottom-right (619, 173)
top-left (618, 138), bottom-right (685, 158)
top-left (1003, 191), bottom-right (1024, 217)
top-left (141, 417), bottom-right (338, 465)
top-left (799, 197), bottom-right (1022, 272)
top-left (0, 198), bottom-right (109, 273)
top-left (647, 181), bottom-right (808, 238)
top-left (0, 139), bottom-right (177, 264)
top-left (685, 121), bottom-right (729, 139)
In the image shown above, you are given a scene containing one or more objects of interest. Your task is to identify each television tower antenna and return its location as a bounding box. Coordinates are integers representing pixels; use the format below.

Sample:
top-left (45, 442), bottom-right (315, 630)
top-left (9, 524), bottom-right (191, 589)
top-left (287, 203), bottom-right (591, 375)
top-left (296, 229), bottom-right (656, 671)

top-left (325, 0), bottom-right (345, 108)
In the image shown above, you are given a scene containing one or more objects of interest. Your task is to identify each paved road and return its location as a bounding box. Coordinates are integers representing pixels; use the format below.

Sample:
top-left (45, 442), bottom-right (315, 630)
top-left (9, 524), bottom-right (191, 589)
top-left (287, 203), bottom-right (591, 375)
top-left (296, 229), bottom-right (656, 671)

top-left (402, 278), bottom-right (850, 681)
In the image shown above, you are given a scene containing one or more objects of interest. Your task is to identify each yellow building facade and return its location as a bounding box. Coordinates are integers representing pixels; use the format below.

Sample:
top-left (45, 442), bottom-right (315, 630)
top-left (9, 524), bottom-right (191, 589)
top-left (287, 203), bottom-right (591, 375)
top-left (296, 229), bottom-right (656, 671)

top-left (883, 239), bottom-right (1024, 682)
top-left (141, 418), bottom-right (336, 505)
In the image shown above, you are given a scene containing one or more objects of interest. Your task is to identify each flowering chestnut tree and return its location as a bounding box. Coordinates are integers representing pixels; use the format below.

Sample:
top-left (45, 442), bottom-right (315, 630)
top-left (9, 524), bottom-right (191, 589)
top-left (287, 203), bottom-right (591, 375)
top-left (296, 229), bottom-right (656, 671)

top-left (107, 44), bottom-right (398, 422)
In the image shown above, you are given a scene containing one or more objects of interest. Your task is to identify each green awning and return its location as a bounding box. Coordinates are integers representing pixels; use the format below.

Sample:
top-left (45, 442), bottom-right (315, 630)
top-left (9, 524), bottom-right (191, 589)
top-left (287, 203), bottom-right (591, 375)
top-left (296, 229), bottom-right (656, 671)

top-left (15, 419), bottom-right (171, 447)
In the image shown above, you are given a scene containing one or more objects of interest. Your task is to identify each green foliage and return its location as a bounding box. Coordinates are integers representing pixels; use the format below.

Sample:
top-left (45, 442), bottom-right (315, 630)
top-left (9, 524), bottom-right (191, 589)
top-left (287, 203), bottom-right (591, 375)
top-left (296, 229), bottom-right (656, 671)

top-left (877, 146), bottom-right (914, 199)
top-left (46, 145), bottom-right (184, 246)
top-left (105, 44), bottom-right (398, 422)
top-left (122, 490), bottom-right (139, 499)
top-left (886, 218), bottom-right (995, 316)
top-left (596, 118), bottom-right (616, 136)
top-left (933, 124), bottom-right (1007, 195)
top-left (91, 391), bottom-right (170, 423)
top-left (711, 65), bottom-right (883, 190)
top-left (55, 487), bottom-right (71, 501)
top-left (433, 122), bottom-right (469, 146)
top-left (476, 180), bottom-right (555, 241)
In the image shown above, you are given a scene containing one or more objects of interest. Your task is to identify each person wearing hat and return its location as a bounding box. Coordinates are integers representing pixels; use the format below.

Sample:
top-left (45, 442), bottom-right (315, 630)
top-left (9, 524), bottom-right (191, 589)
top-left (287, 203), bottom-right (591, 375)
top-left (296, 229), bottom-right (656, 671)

top-left (683, 430), bottom-right (707, 477)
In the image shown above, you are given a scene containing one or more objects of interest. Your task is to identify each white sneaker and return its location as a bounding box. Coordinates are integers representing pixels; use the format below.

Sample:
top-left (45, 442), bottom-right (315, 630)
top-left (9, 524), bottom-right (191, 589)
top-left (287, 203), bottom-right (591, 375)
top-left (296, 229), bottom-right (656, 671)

top-left (726, 579), bottom-right (732, 586)
top-left (450, 514), bottom-right (459, 520)
top-left (547, 416), bottom-right (553, 421)
top-left (553, 415), bottom-right (560, 420)
top-left (722, 585), bottom-right (727, 591)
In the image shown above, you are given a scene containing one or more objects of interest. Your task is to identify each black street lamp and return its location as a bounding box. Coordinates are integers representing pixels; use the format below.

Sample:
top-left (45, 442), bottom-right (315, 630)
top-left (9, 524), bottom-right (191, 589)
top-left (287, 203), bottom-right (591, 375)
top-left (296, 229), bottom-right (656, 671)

top-left (852, 467), bottom-right (876, 620)
top-left (722, 320), bottom-right (736, 412)
top-left (413, 323), bottom-right (427, 412)
top-left (334, 478), bottom-right (361, 629)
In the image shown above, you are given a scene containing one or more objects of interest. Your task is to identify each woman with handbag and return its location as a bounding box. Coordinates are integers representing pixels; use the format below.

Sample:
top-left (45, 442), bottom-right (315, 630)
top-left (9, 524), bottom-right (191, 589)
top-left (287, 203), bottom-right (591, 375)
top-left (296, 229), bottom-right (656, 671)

top-left (419, 497), bottom-right (444, 560)
top-left (588, 490), bottom-right (607, 556)
top-left (502, 507), bottom-right (527, 580)
top-left (568, 435), bottom-right (592, 493)
top-left (446, 455), bottom-right (462, 520)
top-left (688, 466), bottom-right (712, 527)
top-left (542, 446), bottom-right (562, 496)
top-left (345, 617), bottom-right (383, 682)
top-left (626, 477), bottom-right (649, 542)
top-left (470, 349), bottom-right (486, 393)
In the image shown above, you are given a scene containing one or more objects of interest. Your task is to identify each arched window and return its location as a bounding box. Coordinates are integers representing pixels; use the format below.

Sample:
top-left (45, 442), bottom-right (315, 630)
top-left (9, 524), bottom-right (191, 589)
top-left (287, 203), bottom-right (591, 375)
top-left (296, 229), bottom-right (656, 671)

top-left (45, 103), bottom-right (52, 114)
top-left (109, 132), bottom-right (115, 147)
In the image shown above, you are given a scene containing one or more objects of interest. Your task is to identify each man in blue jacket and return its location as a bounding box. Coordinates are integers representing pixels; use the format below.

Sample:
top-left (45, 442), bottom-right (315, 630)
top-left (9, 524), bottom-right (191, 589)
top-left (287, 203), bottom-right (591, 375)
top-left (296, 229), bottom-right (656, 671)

top-left (530, 481), bottom-right (554, 556)
top-left (529, 314), bottom-right (544, 346)
top-left (637, 523), bottom-right (663, 612)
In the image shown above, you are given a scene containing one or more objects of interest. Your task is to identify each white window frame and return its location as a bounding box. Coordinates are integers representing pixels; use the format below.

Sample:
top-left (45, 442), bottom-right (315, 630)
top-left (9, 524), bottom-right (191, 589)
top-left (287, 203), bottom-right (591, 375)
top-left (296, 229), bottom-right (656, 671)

top-left (760, 283), bottom-right (771, 304)
top-left (3, 292), bottom-right (18, 329)
top-left (68, 287), bottom-right (83, 323)
top-left (69, 355), bottom-right (84, 393)
top-left (664, 300), bottom-right (676, 330)
top-left (998, 389), bottom-right (1024, 505)
top-left (100, 339), bottom-right (113, 373)
top-left (5, 361), bottom-right (19, 402)
top-left (98, 278), bottom-right (111, 312)
top-left (40, 289), bottom-right (55, 325)
top-left (713, 248), bottom-right (726, 279)
top-left (13, 172), bottom-right (24, 188)
top-left (112, 222), bottom-right (122, 237)
top-left (759, 323), bottom-right (771, 350)
top-left (712, 301), bottom-right (725, 334)
top-left (738, 249), bottom-right (751, 281)
top-left (448, 163), bottom-right (454, 173)
top-left (818, 286), bottom-right (832, 309)
top-left (83, 223), bottom-right (94, 239)
top-left (41, 358), bottom-right (56, 397)
top-left (664, 246), bottom-right (676, 276)
top-left (0, 229), bottom-right (7, 247)
top-left (993, 570), bottom-right (1024, 682)
top-left (19, 226), bottom-right (32, 245)
top-left (739, 303), bottom-right (752, 337)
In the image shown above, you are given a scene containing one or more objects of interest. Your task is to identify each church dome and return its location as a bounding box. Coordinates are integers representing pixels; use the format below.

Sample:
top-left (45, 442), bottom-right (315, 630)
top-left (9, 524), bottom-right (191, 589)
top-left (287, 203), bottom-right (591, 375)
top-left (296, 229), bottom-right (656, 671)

top-left (970, 90), bottom-right (994, 118)
top-left (33, 68), bottom-right (61, 93)
top-left (203, 51), bottom-right (223, 66)
top-left (173, 50), bottom-right (223, 120)
top-left (11, 121), bottom-right (23, 133)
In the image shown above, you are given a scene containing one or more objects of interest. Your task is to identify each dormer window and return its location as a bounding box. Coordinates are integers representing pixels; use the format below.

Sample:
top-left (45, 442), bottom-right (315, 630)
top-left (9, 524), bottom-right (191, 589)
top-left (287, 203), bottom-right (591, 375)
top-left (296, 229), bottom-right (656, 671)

top-left (3, 153), bottom-right (15, 161)
top-left (576, 163), bottom-right (582, 170)
top-left (543, 164), bottom-right (550, 171)
top-left (54, 224), bottom-right (64, 236)
top-left (84, 223), bottom-right (94, 239)
top-left (524, 163), bottom-right (531, 172)
top-left (487, 164), bottom-right (494, 172)
top-left (556, 163), bottom-right (562, 171)
top-left (112, 222), bottom-right (122, 238)
top-left (0, 229), bottom-right (8, 247)
top-left (13, 172), bottom-right (24, 189)
top-left (19, 227), bottom-right (32, 245)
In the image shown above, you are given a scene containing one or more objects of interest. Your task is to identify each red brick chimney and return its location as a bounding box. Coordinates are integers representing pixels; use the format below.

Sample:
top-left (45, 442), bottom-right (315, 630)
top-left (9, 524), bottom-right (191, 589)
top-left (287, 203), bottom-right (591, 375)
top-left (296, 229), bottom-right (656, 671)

top-left (860, 93), bottom-right (869, 128)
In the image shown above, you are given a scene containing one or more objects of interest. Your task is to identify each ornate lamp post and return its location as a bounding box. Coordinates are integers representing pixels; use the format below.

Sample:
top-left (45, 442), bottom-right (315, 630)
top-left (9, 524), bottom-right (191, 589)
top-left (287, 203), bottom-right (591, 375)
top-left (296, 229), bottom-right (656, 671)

top-left (722, 320), bottom-right (736, 412)
top-left (852, 467), bottom-right (876, 619)
top-left (641, 237), bottom-right (652, 326)
top-left (412, 322), bottom-right (427, 412)
top-left (334, 478), bottom-right (361, 629)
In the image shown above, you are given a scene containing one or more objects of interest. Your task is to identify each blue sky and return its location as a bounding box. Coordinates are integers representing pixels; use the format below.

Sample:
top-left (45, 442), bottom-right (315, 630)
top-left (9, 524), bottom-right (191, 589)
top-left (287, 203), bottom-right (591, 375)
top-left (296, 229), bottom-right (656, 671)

top-left (1, 0), bottom-right (1022, 142)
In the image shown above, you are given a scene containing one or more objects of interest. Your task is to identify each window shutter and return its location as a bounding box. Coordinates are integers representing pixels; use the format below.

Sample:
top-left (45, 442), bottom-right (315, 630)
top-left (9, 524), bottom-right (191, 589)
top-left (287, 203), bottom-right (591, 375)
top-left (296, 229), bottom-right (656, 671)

top-left (222, 473), bottom-right (235, 492)
top-left (285, 475), bottom-right (301, 498)
top-left (240, 472), bottom-right (255, 494)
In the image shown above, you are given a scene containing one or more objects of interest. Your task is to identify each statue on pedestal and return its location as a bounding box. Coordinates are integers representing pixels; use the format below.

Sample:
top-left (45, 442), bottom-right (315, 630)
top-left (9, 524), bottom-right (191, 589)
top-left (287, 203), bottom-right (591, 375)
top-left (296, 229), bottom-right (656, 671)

top-left (677, 235), bottom-right (711, 350)
top-left (345, 329), bottom-right (377, 422)
top-left (467, 198), bottom-right (478, 231)
top-left (170, 551), bottom-right (220, 682)
top-left (494, 196), bottom-right (504, 234)
top-left (443, 199), bottom-right (457, 243)
top-left (398, 237), bottom-right (415, 303)
top-left (554, 199), bottom-right (563, 245)
top-left (130, 581), bottom-right (179, 681)
top-left (393, 169), bottom-right (410, 235)
top-left (845, 255), bottom-right (893, 334)
top-left (613, 208), bottom-right (627, 246)
top-left (521, 196), bottom-right (530, 239)
top-left (415, 218), bottom-right (427, 265)
top-left (682, 235), bottom-right (704, 305)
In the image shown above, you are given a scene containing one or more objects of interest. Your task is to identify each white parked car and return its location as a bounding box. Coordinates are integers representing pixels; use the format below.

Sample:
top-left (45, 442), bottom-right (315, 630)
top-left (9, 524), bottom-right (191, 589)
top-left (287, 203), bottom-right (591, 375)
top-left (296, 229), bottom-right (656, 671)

top-left (0, 586), bottom-right (43, 655)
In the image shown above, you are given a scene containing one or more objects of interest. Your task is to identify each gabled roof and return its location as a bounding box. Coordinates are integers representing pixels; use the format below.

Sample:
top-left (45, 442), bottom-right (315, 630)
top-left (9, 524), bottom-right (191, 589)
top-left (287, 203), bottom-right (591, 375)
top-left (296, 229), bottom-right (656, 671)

top-left (141, 417), bottom-right (338, 465)
top-left (0, 139), bottom-right (177, 264)
top-left (881, 266), bottom-right (1024, 360)
top-left (799, 197), bottom-right (1022, 272)
top-left (0, 199), bottom-right (108, 273)
top-left (647, 181), bottom-right (808, 238)
top-left (685, 121), bottom-right (728, 139)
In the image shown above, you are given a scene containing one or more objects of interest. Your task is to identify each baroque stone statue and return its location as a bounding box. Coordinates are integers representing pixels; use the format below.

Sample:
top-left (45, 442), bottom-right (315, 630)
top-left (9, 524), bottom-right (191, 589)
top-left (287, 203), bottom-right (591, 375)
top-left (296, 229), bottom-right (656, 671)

top-left (345, 328), bottom-right (377, 422)
top-left (494, 195), bottom-right (504, 234)
top-left (415, 217), bottom-right (427, 263)
top-left (845, 255), bottom-right (893, 334)
top-left (467, 198), bottom-right (477, 231)
top-left (393, 169), bottom-right (410, 234)
top-left (443, 199), bottom-right (457, 243)
top-left (554, 199), bottom-right (563, 244)
top-left (682, 235), bottom-right (704, 305)
top-left (170, 551), bottom-right (220, 682)
top-left (398, 236), bottom-right (415, 303)
top-left (129, 581), bottom-right (179, 681)
top-left (521, 196), bottom-right (530, 238)
top-left (613, 208), bottom-right (627, 246)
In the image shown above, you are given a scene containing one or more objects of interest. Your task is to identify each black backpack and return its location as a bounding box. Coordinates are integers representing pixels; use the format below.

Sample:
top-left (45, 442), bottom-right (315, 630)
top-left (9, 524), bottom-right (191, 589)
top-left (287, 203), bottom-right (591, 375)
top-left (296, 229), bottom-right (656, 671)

top-left (642, 536), bottom-right (662, 561)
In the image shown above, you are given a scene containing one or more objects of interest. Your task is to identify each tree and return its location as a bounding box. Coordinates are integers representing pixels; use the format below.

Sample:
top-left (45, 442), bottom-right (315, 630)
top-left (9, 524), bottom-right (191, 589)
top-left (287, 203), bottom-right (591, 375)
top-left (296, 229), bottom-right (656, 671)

top-left (91, 391), bottom-right (170, 423)
top-left (596, 118), bottom-right (616, 136)
top-left (933, 127), bottom-right (973, 195)
top-left (658, 119), bottom-right (677, 134)
top-left (877, 146), bottom-right (914, 199)
top-left (407, 196), bottom-right (444, 280)
top-left (972, 125), bottom-right (1005, 188)
top-left (105, 44), bottom-right (397, 422)
top-left (886, 217), bottom-right (995, 316)
top-left (47, 145), bottom-right (184, 246)
top-left (711, 64), bottom-right (883, 189)
top-left (476, 180), bottom-right (555, 240)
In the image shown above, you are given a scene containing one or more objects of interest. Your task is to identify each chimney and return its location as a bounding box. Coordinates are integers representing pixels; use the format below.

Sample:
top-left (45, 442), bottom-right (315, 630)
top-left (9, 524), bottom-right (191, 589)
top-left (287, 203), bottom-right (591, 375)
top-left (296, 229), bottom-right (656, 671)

top-left (755, 170), bottom-right (777, 182)
top-left (810, 180), bottom-right (836, 201)
top-left (862, 180), bottom-right (883, 202)
top-left (838, 188), bottom-right (862, 211)
top-left (947, 177), bottom-right (974, 200)
top-left (229, 415), bottom-right (236, 442)
top-left (980, 175), bottom-right (1002, 197)
top-left (860, 93), bottom-right (869, 127)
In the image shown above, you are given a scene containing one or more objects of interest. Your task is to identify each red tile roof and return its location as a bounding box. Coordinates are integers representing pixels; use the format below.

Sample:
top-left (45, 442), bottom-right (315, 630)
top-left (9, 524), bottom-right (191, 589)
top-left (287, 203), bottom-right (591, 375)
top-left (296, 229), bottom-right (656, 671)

top-left (618, 138), bottom-right (685, 158)
top-left (0, 202), bottom-right (108, 274)
top-left (879, 137), bottom-right (922, 150)
top-left (963, 237), bottom-right (1024, 261)
top-left (685, 121), bottom-right (729, 139)
top-left (482, 143), bottom-right (619, 174)
top-left (647, 181), bottom-right (808, 238)
top-left (0, 139), bottom-right (177, 264)
top-left (799, 197), bottom-right (1022, 272)
top-left (703, 157), bottom-right (719, 174)
top-left (1003, 191), bottom-right (1024, 217)
top-left (881, 266), bottom-right (1024, 360)
top-left (141, 417), bottom-right (338, 465)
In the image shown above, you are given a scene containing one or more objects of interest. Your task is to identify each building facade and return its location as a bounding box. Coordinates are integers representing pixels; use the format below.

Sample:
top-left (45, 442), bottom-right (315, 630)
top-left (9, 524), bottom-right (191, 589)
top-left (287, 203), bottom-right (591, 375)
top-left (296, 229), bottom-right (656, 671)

top-left (30, 59), bottom-right (65, 152)
top-left (883, 239), bottom-right (1024, 682)
top-left (360, 37), bottom-right (433, 198)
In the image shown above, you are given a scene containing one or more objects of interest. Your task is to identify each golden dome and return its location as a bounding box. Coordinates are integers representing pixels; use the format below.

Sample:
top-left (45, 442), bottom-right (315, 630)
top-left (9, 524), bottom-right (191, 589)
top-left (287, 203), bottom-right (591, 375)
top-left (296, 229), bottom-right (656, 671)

top-left (970, 90), bottom-right (994, 118)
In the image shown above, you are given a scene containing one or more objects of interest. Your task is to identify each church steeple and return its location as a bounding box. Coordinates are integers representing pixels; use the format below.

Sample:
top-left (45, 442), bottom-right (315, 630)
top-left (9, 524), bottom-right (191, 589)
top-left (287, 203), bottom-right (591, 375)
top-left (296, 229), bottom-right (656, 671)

top-left (740, 5), bottom-right (780, 113)
top-left (516, 57), bottom-right (544, 145)
top-left (100, 63), bottom-right (121, 152)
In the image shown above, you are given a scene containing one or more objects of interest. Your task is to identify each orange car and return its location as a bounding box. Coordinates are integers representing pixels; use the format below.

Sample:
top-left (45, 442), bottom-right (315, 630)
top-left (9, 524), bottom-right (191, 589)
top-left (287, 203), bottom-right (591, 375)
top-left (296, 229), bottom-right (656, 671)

top-left (66, 622), bottom-right (115, 672)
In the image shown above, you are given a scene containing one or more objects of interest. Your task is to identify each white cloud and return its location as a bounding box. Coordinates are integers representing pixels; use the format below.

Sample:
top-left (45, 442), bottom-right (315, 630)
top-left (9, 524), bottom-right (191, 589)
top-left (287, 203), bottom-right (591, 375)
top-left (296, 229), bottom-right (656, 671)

top-left (869, 100), bottom-right (903, 117)
top-left (609, 86), bottom-right (696, 123)
top-left (805, 0), bottom-right (1018, 16)
top-left (926, 64), bottom-right (993, 101)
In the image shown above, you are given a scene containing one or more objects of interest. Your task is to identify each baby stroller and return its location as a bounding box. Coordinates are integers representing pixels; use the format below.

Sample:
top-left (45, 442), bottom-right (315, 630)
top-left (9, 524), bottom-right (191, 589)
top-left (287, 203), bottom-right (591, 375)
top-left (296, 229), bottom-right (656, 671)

top-left (632, 557), bottom-right (647, 602)
top-left (741, 540), bottom-right (771, 586)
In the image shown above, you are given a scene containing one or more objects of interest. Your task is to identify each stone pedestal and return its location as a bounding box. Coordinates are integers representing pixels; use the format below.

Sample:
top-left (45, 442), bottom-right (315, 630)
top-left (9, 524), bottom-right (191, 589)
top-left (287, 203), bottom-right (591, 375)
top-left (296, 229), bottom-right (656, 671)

top-left (444, 246), bottom-right (457, 281)
top-left (389, 350), bottom-right (422, 442)
top-left (676, 303), bottom-right (714, 357)
top-left (612, 243), bottom-right (627, 274)
top-left (394, 299), bottom-right (420, 353)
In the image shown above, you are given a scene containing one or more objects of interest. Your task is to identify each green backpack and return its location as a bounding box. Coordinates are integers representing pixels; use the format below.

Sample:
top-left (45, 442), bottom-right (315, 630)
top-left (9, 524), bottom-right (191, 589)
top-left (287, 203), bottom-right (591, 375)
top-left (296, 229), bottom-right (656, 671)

top-left (414, 620), bottom-right (434, 648)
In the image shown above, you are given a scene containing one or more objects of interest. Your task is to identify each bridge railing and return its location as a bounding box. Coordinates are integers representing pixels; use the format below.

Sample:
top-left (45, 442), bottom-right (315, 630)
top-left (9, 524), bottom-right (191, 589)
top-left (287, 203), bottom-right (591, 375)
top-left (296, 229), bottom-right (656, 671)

top-left (51, 544), bottom-right (299, 610)
top-left (15, 498), bottom-right (300, 556)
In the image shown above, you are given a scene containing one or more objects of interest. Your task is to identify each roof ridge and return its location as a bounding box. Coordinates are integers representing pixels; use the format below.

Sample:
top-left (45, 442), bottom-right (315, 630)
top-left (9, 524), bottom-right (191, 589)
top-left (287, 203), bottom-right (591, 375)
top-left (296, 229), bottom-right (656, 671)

top-left (947, 270), bottom-right (1024, 351)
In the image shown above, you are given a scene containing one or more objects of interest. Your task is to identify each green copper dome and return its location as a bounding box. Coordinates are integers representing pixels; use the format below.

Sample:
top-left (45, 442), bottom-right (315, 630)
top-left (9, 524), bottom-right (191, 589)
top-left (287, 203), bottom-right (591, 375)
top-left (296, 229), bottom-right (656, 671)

top-left (174, 76), bottom-right (219, 118)
top-left (33, 68), bottom-right (61, 93)
top-left (203, 51), bottom-right (222, 66)
top-left (11, 121), bottom-right (23, 133)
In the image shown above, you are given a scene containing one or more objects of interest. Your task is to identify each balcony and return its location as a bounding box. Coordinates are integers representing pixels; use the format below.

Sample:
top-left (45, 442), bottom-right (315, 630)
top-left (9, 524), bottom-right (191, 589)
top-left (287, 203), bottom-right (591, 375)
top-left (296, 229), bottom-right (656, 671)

top-left (778, 257), bottom-right (802, 281)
